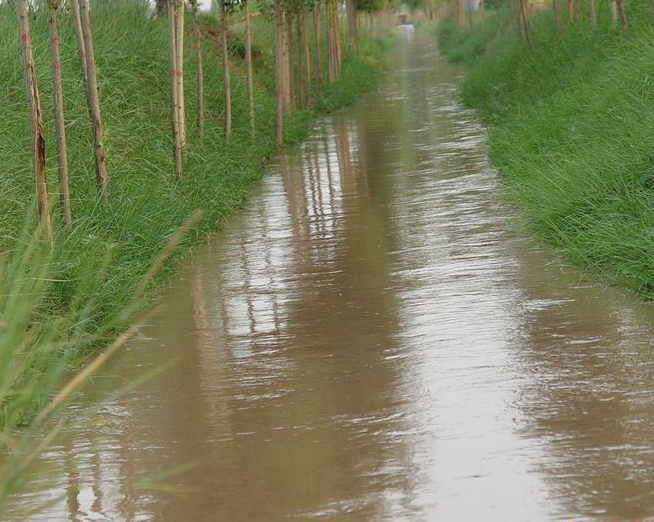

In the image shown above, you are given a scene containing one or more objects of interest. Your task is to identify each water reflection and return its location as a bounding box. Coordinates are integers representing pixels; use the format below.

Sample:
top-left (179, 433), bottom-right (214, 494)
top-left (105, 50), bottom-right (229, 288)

top-left (7, 30), bottom-right (654, 522)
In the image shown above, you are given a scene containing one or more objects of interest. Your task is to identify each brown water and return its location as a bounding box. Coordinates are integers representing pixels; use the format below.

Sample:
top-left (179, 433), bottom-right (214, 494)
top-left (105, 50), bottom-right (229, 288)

top-left (9, 28), bottom-right (654, 522)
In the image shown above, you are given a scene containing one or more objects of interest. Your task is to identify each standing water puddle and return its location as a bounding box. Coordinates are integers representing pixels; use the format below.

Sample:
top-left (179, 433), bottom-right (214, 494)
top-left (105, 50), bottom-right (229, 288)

top-left (8, 28), bottom-right (654, 522)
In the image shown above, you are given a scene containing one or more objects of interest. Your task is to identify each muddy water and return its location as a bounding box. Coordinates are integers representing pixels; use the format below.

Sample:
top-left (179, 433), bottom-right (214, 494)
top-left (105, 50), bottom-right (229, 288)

top-left (10, 29), bottom-right (654, 522)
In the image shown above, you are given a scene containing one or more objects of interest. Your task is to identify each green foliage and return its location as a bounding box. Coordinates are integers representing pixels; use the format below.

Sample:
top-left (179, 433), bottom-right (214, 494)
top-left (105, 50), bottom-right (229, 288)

top-left (0, 1), bottom-right (390, 421)
top-left (437, 1), bottom-right (654, 297)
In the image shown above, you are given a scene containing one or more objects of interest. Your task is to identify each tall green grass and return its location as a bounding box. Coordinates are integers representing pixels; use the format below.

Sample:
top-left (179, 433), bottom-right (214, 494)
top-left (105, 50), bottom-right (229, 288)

top-left (0, 0), bottom-right (393, 423)
top-left (436, 1), bottom-right (654, 297)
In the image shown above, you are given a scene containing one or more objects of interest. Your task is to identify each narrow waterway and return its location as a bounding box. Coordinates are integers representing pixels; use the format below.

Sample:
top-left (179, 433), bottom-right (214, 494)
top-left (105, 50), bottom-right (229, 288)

top-left (10, 29), bottom-right (654, 522)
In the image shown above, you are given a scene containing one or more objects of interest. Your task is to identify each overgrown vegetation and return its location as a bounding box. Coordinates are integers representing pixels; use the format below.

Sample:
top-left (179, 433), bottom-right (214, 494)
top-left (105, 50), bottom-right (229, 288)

top-left (435, 0), bottom-right (654, 297)
top-left (0, 0), bottom-right (394, 424)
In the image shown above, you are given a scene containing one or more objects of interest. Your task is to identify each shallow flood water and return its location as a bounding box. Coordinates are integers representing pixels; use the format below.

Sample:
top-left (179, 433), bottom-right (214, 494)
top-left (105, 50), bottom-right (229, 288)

top-left (9, 29), bottom-right (654, 522)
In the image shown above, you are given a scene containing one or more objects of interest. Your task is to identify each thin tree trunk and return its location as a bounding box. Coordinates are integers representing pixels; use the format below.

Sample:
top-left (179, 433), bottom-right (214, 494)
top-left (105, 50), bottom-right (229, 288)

top-left (190, 0), bottom-right (204, 140)
top-left (313, 7), bottom-right (321, 98)
top-left (245, 2), bottom-right (255, 138)
top-left (274, 0), bottom-right (284, 145)
top-left (334, 0), bottom-right (341, 80)
top-left (48, 0), bottom-right (71, 225)
top-left (174, 0), bottom-right (185, 147)
top-left (467, 1), bottom-right (474, 31)
top-left (281, 11), bottom-right (291, 109)
top-left (17, 0), bottom-right (52, 236)
top-left (70, 0), bottom-right (87, 85)
top-left (78, 0), bottom-right (107, 201)
top-left (219, 0), bottom-right (231, 139)
top-left (513, 0), bottom-right (522, 40)
top-left (346, 0), bottom-right (358, 55)
top-left (616, 0), bottom-right (627, 35)
top-left (567, 0), bottom-right (573, 21)
top-left (302, 9), bottom-right (311, 104)
top-left (296, 11), bottom-right (304, 106)
top-left (480, 0), bottom-right (485, 33)
top-left (588, 0), bottom-right (596, 26)
top-left (552, 0), bottom-right (560, 32)
top-left (520, 0), bottom-right (532, 46)
top-left (168, 0), bottom-right (183, 182)
top-left (286, 11), bottom-right (295, 107)
top-left (610, 0), bottom-right (617, 28)
top-left (456, 0), bottom-right (464, 29)
top-left (575, 0), bottom-right (581, 22)
top-left (326, 1), bottom-right (335, 84)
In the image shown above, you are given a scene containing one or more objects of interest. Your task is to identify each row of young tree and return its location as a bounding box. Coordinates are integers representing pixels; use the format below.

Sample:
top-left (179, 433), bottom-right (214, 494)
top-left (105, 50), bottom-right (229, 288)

top-left (451, 0), bottom-right (632, 46)
top-left (16, 0), bottom-right (395, 237)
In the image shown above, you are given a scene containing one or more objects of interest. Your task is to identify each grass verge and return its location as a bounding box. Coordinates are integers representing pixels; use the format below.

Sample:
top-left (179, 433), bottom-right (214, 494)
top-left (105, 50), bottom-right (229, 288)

top-left (0, 1), bottom-right (395, 424)
top-left (434, 1), bottom-right (654, 297)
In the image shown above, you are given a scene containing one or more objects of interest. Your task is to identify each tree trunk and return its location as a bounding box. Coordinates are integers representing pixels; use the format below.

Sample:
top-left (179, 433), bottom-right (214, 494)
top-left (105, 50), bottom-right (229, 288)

top-left (296, 11), bottom-right (304, 107)
top-left (334, 0), bottom-right (341, 80)
top-left (78, 0), bottom-right (108, 201)
top-left (588, 0), bottom-right (596, 26)
top-left (567, 0), bottom-right (573, 21)
top-left (552, 0), bottom-right (560, 32)
top-left (326, 1), bottom-right (335, 84)
top-left (302, 9), bottom-right (311, 104)
top-left (480, 0), bottom-right (485, 33)
top-left (513, 0), bottom-right (522, 40)
top-left (245, 1), bottom-right (255, 138)
top-left (168, 0), bottom-right (183, 182)
top-left (286, 11), bottom-right (295, 107)
top-left (70, 0), bottom-right (87, 86)
top-left (219, 0), bottom-right (231, 139)
top-left (520, 0), bottom-right (532, 46)
top-left (17, 0), bottom-right (52, 236)
top-left (174, 0), bottom-right (185, 147)
top-left (616, 0), bottom-right (627, 36)
top-left (190, 0), bottom-right (204, 140)
top-left (48, 0), bottom-right (71, 225)
top-left (274, 0), bottom-right (284, 145)
top-left (313, 7), bottom-right (321, 98)
top-left (467, 0), bottom-right (474, 31)
top-left (346, 0), bottom-right (358, 55)
top-left (456, 0), bottom-right (464, 30)
top-left (610, 0), bottom-right (617, 28)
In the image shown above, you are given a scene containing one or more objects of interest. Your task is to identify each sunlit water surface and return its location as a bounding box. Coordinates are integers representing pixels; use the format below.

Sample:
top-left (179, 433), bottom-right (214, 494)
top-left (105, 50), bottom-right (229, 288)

top-left (8, 28), bottom-right (654, 522)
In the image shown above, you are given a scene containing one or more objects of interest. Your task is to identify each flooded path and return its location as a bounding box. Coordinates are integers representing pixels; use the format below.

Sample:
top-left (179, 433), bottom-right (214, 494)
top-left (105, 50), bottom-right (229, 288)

top-left (10, 29), bottom-right (654, 522)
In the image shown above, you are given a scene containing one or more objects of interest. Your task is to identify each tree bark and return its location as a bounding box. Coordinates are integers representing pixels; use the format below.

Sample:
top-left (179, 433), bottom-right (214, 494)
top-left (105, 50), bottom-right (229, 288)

top-left (174, 0), bottom-right (185, 147)
top-left (552, 0), bottom-right (560, 33)
top-left (610, 0), bottom-right (617, 29)
top-left (296, 11), bottom-right (305, 106)
top-left (70, 0), bottom-right (87, 86)
top-left (190, 0), bottom-right (204, 140)
top-left (520, 0), bottom-right (532, 46)
top-left (286, 11), bottom-right (295, 107)
top-left (168, 0), bottom-right (183, 182)
top-left (274, 0), bottom-right (284, 145)
top-left (326, 1), bottom-right (335, 84)
top-left (48, 0), bottom-right (71, 225)
top-left (346, 0), bottom-right (358, 55)
top-left (245, 1), bottom-right (255, 138)
top-left (313, 7), bottom-right (321, 98)
top-left (588, 0), bottom-right (596, 27)
top-left (456, 0), bottom-right (464, 30)
top-left (616, 0), bottom-right (627, 36)
top-left (219, 0), bottom-right (231, 139)
top-left (467, 0), bottom-right (474, 32)
top-left (17, 0), bottom-right (52, 236)
top-left (302, 9), bottom-right (311, 104)
top-left (78, 0), bottom-right (108, 201)
top-left (567, 0), bottom-right (573, 21)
